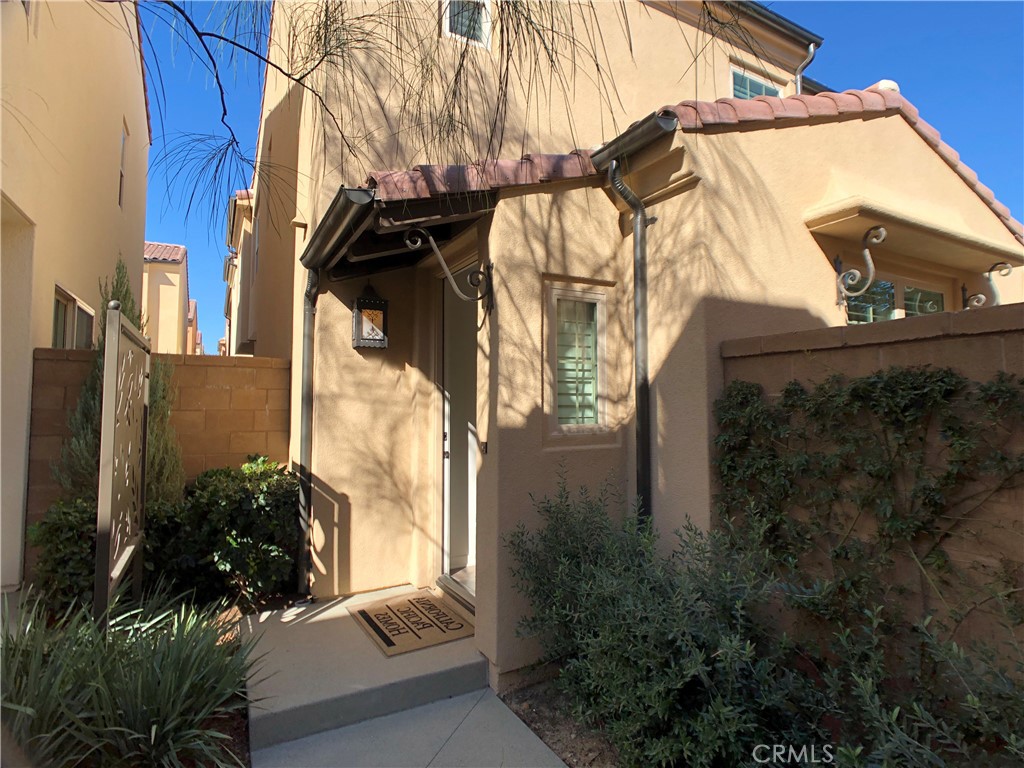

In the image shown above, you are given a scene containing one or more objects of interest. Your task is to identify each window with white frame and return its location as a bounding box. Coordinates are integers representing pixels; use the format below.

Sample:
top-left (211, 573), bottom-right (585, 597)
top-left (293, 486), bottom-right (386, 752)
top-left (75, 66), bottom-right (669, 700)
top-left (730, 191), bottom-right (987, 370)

top-left (546, 283), bottom-right (607, 432)
top-left (443, 1), bottom-right (490, 46)
top-left (732, 68), bottom-right (780, 100)
top-left (845, 272), bottom-right (948, 324)
top-left (52, 287), bottom-right (94, 349)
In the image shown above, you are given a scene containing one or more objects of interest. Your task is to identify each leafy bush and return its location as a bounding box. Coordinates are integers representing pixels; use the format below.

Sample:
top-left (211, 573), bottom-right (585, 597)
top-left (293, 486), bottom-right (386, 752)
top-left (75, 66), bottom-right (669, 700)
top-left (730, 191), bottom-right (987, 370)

top-left (1, 589), bottom-right (254, 767)
top-left (717, 370), bottom-right (1024, 767)
top-left (508, 483), bottom-right (824, 767)
top-left (25, 499), bottom-right (97, 612)
top-left (510, 368), bottom-right (1023, 766)
top-left (32, 457), bottom-right (300, 613)
top-left (152, 456), bottom-right (301, 609)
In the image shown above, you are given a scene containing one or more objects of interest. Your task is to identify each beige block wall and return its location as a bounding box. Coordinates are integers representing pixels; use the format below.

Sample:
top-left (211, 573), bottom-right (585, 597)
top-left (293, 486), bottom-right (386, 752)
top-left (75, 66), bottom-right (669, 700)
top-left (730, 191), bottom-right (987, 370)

top-left (1, 0), bottom-right (148, 589)
top-left (21, 351), bottom-right (290, 583)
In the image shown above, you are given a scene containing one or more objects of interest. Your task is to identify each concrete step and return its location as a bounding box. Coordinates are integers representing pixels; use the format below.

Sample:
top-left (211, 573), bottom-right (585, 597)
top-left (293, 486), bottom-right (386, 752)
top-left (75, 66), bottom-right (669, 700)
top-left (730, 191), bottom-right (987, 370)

top-left (243, 587), bottom-right (488, 751)
top-left (251, 690), bottom-right (566, 768)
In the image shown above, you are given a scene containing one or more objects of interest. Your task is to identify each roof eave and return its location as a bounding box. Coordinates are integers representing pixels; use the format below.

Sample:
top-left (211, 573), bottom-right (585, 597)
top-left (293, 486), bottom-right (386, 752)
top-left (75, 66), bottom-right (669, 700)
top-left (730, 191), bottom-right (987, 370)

top-left (724, 1), bottom-right (824, 48)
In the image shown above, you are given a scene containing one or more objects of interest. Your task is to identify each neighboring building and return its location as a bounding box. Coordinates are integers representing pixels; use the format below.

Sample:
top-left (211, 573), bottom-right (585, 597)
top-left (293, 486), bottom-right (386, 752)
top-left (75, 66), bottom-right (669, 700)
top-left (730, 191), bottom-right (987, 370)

top-left (222, 190), bottom-right (256, 355)
top-left (186, 300), bottom-right (204, 355)
top-left (241, 0), bottom-right (1023, 687)
top-left (142, 242), bottom-right (193, 355)
top-left (1, 0), bottom-right (150, 590)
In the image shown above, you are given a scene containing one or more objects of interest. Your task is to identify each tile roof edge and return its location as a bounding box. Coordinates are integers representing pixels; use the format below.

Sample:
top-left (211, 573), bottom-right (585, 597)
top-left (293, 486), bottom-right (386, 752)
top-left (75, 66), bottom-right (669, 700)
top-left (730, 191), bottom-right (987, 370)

top-left (662, 88), bottom-right (1023, 245)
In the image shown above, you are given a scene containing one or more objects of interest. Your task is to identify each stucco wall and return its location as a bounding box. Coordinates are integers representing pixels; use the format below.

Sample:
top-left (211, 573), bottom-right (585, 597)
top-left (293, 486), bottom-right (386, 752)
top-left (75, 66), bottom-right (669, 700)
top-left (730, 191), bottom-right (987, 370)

top-left (307, 264), bottom-right (443, 597)
top-left (617, 109), bottom-right (1023, 549)
top-left (721, 303), bottom-right (1023, 391)
top-left (478, 182), bottom-right (635, 679)
top-left (1, 0), bottom-right (149, 589)
top-left (143, 261), bottom-right (188, 355)
top-left (22, 351), bottom-right (290, 582)
top-left (272, 0), bottom-right (813, 223)
top-left (720, 305), bottom-right (1023, 647)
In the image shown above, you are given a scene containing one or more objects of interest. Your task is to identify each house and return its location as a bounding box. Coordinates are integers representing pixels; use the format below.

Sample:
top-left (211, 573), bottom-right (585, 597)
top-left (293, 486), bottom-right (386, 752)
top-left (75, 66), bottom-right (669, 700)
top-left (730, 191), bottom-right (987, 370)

top-left (143, 242), bottom-right (198, 355)
top-left (1, 0), bottom-right (150, 591)
top-left (186, 300), bottom-right (204, 356)
top-left (221, 189), bottom-right (259, 356)
top-left (241, 0), bottom-right (1022, 687)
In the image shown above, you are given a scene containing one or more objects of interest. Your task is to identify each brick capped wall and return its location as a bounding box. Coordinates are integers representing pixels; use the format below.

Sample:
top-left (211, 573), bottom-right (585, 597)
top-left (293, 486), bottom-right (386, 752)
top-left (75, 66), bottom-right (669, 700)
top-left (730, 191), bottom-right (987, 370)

top-left (24, 351), bottom-right (290, 580)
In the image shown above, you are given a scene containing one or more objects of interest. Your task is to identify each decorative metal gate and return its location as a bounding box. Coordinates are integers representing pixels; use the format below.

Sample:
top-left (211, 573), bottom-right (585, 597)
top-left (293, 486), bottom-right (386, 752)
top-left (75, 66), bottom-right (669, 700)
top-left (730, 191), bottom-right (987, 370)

top-left (93, 300), bottom-right (150, 622)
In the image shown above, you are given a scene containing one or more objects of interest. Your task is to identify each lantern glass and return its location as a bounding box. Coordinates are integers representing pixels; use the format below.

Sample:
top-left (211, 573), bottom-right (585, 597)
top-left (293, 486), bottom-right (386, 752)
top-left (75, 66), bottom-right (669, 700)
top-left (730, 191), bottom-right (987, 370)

top-left (353, 285), bottom-right (388, 348)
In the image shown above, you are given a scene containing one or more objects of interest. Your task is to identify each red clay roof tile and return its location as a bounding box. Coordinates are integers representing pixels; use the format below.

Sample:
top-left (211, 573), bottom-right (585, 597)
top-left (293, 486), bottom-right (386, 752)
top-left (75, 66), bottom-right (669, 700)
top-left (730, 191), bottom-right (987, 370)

top-left (144, 242), bottom-right (187, 264)
top-left (363, 87), bottom-right (1022, 244)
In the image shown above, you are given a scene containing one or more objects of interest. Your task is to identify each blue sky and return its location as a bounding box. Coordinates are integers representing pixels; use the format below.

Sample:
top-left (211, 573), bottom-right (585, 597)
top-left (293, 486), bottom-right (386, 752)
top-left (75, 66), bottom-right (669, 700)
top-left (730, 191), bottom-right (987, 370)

top-left (143, 1), bottom-right (1024, 354)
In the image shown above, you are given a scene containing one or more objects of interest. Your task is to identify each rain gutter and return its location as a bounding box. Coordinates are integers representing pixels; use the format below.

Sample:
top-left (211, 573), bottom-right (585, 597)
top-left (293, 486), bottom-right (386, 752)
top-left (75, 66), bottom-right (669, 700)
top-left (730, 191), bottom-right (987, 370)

top-left (591, 111), bottom-right (678, 519)
top-left (296, 187), bottom-right (377, 595)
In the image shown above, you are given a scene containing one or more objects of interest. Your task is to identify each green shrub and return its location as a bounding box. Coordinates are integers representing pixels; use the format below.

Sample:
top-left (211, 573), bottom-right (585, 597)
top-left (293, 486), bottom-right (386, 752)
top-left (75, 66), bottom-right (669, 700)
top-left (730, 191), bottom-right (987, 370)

top-left (26, 499), bottom-right (97, 612)
top-left (1, 589), bottom-right (254, 767)
top-left (153, 456), bottom-right (301, 609)
top-left (32, 457), bottom-right (299, 613)
top-left (53, 259), bottom-right (183, 506)
top-left (508, 482), bottom-right (824, 767)
top-left (510, 367), bottom-right (1024, 766)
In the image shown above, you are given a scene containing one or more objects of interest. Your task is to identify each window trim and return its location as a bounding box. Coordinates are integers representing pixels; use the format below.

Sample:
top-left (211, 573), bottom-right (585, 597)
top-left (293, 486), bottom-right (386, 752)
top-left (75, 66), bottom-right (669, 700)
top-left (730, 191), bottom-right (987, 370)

top-left (53, 285), bottom-right (95, 350)
top-left (731, 66), bottom-right (782, 100)
top-left (545, 282), bottom-right (609, 438)
top-left (846, 270), bottom-right (952, 324)
top-left (441, 0), bottom-right (492, 49)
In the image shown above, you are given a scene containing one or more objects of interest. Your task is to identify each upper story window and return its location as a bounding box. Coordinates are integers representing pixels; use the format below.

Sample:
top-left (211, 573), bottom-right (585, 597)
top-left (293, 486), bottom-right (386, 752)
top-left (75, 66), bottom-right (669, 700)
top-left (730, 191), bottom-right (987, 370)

top-left (846, 272), bottom-right (948, 324)
top-left (53, 287), bottom-right (94, 349)
top-left (444, 1), bottom-right (490, 46)
top-left (732, 68), bottom-right (780, 100)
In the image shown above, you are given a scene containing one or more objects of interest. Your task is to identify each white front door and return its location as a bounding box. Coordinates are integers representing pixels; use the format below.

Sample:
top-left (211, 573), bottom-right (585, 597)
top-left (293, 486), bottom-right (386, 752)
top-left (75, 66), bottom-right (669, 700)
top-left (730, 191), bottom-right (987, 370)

top-left (441, 267), bottom-right (477, 602)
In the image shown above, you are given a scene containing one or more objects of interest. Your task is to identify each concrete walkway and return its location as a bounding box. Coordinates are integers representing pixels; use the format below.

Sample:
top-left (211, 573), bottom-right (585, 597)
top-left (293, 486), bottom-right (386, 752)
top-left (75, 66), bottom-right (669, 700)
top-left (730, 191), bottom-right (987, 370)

top-left (243, 586), bottom-right (564, 766)
top-left (251, 689), bottom-right (566, 768)
top-left (243, 587), bottom-right (488, 750)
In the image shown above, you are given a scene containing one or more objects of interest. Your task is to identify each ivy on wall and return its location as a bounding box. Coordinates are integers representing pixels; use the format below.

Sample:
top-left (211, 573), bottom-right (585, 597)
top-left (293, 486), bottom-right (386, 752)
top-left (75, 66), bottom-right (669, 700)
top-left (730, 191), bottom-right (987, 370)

top-left (714, 367), bottom-right (1024, 637)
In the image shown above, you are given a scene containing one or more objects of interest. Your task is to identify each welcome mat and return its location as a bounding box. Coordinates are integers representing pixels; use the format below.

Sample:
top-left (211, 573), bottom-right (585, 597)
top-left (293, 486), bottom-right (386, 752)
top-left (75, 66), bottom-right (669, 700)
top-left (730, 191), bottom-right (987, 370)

top-left (348, 590), bottom-right (474, 657)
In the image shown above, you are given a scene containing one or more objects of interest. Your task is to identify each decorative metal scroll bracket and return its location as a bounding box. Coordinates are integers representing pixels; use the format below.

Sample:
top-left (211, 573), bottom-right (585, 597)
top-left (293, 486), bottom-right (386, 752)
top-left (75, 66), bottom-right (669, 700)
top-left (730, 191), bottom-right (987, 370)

top-left (837, 225), bottom-right (886, 308)
top-left (963, 262), bottom-right (1013, 309)
top-left (404, 227), bottom-right (494, 315)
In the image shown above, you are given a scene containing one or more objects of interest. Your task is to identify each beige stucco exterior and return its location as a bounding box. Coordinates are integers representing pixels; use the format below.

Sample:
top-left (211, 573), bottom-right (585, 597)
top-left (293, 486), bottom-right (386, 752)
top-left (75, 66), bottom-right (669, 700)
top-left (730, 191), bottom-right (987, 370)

top-left (240, 0), bottom-right (1022, 685)
top-left (1, 0), bottom-right (149, 590)
top-left (142, 257), bottom-right (189, 355)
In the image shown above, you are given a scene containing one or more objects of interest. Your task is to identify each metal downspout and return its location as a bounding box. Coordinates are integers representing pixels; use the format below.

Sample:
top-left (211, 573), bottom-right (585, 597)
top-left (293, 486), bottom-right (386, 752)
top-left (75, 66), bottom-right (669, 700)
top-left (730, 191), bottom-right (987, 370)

top-left (298, 267), bottom-right (319, 596)
top-left (608, 160), bottom-right (653, 519)
top-left (795, 43), bottom-right (817, 95)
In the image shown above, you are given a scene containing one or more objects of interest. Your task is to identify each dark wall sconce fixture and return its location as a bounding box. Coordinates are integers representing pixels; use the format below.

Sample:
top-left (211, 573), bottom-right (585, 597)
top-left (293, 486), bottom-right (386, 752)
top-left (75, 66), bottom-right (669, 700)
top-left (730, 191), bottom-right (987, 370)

top-left (353, 283), bottom-right (388, 349)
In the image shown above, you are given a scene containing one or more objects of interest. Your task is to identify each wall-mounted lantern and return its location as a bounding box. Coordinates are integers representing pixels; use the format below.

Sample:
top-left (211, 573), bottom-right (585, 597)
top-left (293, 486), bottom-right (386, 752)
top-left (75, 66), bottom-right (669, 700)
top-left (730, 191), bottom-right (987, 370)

top-left (352, 284), bottom-right (388, 349)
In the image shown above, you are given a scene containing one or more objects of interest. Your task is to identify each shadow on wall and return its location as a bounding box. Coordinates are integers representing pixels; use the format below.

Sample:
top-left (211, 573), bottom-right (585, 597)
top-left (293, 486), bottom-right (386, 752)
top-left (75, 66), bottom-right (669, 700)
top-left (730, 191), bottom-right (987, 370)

top-left (652, 296), bottom-right (829, 536)
top-left (309, 473), bottom-right (351, 598)
top-left (308, 266), bottom-right (442, 597)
